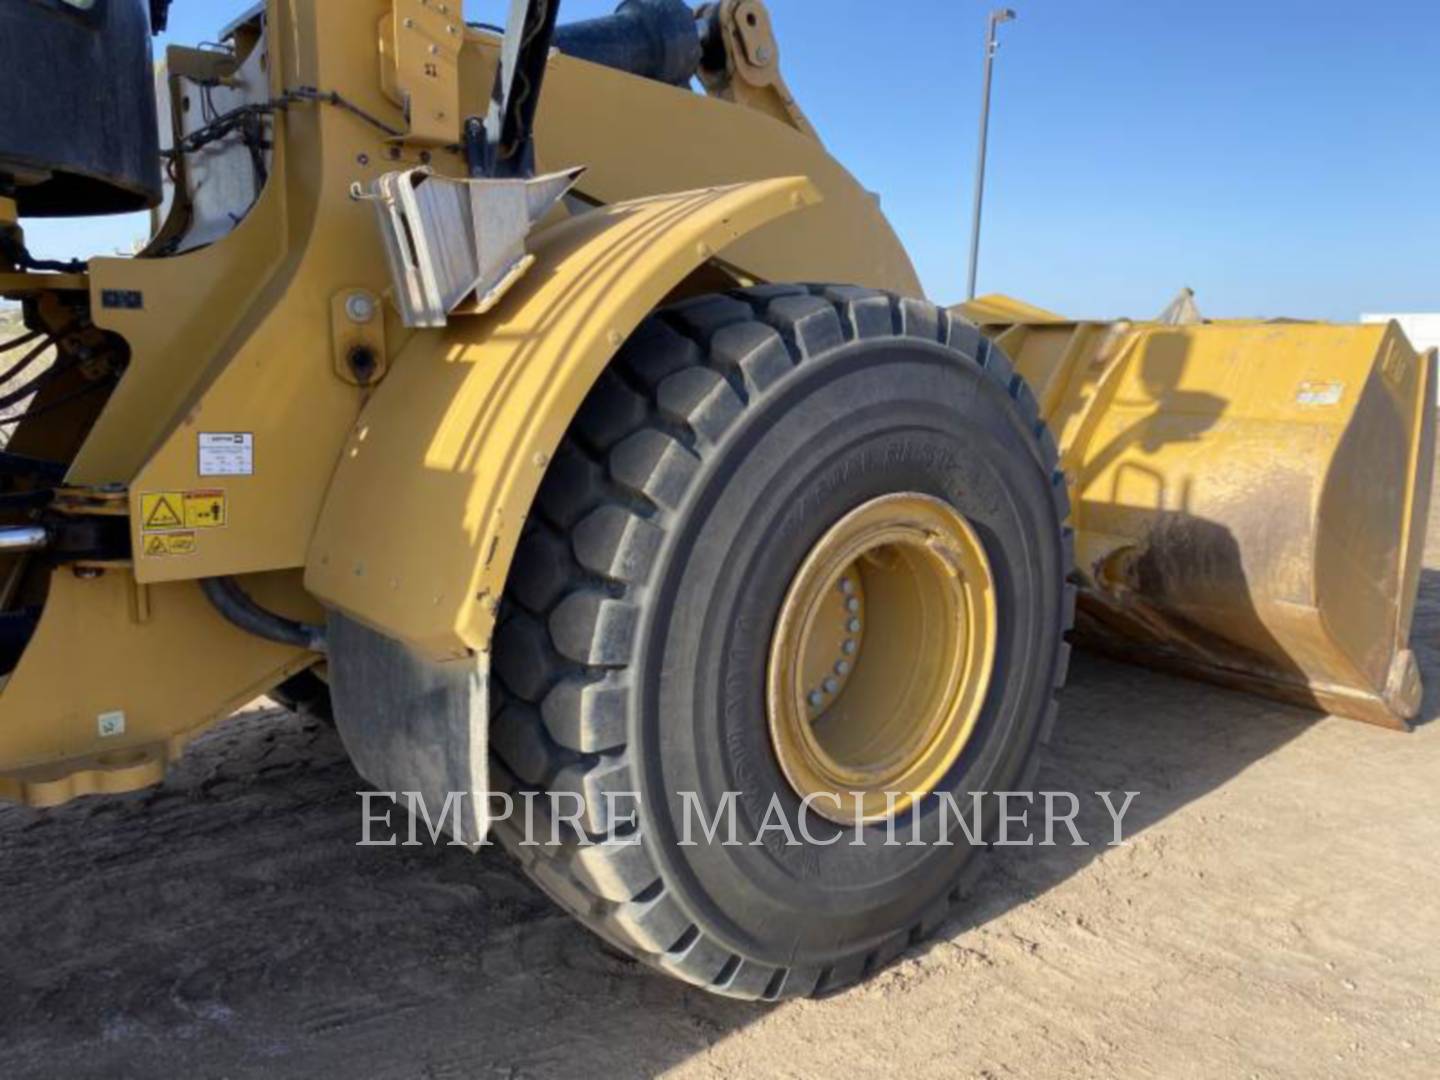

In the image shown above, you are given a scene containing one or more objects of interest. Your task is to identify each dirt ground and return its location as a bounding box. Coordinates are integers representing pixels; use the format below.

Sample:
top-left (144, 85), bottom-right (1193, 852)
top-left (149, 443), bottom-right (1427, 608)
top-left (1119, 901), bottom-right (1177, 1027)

top-left (1, 479), bottom-right (1438, 1079)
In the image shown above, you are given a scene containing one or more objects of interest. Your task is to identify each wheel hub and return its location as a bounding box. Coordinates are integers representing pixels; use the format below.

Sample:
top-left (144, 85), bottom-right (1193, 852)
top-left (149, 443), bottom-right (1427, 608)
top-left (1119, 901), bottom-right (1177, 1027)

top-left (766, 493), bottom-right (997, 824)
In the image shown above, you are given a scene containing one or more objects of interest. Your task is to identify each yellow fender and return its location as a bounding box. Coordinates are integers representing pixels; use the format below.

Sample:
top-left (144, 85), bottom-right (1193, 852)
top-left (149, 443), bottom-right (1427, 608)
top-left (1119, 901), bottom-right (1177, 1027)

top-left (306, 177), bottom-right (821, 657)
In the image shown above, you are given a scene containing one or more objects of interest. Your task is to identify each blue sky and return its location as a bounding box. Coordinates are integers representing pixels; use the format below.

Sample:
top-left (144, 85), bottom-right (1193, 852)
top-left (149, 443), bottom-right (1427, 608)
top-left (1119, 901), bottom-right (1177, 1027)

top-left (24, 0), bottom-right (1440, 320)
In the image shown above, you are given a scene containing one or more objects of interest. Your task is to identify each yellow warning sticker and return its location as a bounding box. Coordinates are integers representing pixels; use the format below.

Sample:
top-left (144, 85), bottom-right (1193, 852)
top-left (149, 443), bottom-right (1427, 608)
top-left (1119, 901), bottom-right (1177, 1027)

top-left (141, 492), bottom-right (185, 532)
top-left (184, 490), bottom-right (227, 529)
top-left (143, 532), bottom-right (198, 558)
top-left (141, 490), bottom-right (227, 532)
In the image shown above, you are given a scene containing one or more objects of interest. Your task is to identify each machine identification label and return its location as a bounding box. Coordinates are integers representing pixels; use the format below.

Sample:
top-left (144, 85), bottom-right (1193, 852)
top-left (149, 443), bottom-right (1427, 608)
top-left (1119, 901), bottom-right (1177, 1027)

top-left (141, 491), bottom-right (227, 534)
top-left (1295, 380), bottom-right (1344, 407)
top-left (142, 533), bottom-right (197, 558)
top-left (199, 433), bottom-right (254, 476)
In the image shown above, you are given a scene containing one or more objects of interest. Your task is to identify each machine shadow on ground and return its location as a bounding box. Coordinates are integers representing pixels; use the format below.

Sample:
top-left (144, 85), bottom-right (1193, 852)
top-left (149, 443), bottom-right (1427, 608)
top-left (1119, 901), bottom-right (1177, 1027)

top-left (2, 623), bottom-right (1395, 1078)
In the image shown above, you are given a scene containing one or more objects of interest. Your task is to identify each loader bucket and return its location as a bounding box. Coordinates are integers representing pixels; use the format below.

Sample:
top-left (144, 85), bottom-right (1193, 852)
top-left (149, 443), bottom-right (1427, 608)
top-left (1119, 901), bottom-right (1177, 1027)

top-left (957, 295), bottom-right (1436, 728)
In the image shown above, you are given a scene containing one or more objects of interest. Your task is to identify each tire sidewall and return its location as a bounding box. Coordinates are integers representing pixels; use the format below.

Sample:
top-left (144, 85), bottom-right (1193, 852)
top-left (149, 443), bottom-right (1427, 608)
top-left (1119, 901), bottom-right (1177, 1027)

top-left (634, 338), bottom-right (1066, 963)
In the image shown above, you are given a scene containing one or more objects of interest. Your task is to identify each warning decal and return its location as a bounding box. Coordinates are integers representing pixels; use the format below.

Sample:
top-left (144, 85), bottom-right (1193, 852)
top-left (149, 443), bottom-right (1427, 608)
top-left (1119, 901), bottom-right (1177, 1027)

top-left (143, 532), bottom-right (198, 558)
top-left (141, 490), bottom-right (228, 533)
top-left (141, 492), bottom-right (185, 532)
top-left (184, 490), bottom-right (227, 529)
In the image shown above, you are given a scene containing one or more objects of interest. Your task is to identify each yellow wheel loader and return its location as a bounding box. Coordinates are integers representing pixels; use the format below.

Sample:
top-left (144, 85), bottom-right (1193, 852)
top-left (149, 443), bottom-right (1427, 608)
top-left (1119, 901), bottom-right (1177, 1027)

top-left (0, 0), bottom-right (1431, 1002)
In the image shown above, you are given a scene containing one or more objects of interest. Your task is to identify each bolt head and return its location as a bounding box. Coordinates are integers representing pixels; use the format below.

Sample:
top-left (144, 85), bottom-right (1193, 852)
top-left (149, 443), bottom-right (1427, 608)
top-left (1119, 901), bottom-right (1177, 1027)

top-left (835, 660), bottom-right (851, 676)
top-left (808, 690), bottom-right (824, 708)
top-left (843, 639), bottom-right (858, 655)
top-left (847, 618), bottom-right (861, 633)
top-left (822, 677), bottom-right (839, 695)
top-left (345, 292), bottom-right (377, 324)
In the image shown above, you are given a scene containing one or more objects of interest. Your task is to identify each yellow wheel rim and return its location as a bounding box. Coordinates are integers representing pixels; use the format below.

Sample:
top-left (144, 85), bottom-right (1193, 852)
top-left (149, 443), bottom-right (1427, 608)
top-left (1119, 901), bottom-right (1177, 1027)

top-left (766, 493), bottom-right (998, 824)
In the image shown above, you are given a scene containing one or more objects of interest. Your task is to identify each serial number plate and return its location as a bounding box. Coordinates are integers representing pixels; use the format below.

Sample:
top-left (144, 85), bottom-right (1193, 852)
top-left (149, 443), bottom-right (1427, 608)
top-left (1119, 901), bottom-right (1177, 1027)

top-left (199, 433), bottom-right (254, 477)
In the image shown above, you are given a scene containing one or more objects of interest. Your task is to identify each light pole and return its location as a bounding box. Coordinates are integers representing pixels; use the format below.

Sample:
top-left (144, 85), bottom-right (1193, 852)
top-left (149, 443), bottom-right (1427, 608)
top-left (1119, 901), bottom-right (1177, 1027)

top-left (966, 7), bottom-right (1016, 301)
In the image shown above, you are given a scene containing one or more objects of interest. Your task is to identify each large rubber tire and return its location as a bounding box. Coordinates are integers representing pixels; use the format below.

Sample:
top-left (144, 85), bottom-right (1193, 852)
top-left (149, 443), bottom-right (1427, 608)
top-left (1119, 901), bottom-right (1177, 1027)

top-left (489, 284), bottom-right (1074, 1001)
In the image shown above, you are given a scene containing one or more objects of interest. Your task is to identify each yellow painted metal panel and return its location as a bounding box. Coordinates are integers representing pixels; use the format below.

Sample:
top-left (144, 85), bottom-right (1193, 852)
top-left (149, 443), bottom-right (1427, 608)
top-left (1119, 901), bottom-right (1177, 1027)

top-left (112, 0), bottom-right (413, 584)
top-left (86, 6), bottom-right (915, 590)
top-left (524, 48), bottom-right (919, 296)
top-left (0, 568), bottom-right (317, 803)
top-left (307, 177), bottom-right (821, 657)
top-left (962, 293), bottom-right (1065, 325)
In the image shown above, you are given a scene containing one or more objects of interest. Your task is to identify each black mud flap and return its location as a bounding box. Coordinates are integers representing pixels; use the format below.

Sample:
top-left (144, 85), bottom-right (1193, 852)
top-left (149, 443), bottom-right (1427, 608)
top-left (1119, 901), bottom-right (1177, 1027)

top-left (326, 613), bottom-right (489, 846)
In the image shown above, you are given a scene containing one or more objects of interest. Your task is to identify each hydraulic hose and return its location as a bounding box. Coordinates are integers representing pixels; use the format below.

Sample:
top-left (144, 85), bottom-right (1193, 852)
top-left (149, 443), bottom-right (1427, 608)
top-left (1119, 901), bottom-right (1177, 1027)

top-left (200, 576), bottom-right (327, 653)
